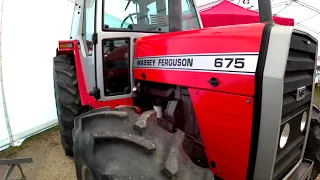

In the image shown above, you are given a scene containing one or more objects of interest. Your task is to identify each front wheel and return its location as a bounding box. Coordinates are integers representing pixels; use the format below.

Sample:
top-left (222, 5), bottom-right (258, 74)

top-left (72, 105), bottom-right (214, 180)
top-left (305, 104), bottom-right (320, 178)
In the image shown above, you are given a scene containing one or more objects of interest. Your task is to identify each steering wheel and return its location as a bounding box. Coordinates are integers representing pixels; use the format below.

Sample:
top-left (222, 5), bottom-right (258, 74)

top-left (121, 13), bottom-right (140, 29)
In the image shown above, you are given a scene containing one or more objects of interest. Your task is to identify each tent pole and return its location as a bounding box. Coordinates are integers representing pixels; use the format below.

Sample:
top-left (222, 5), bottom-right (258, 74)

top-left (0, 0), bottom-right (14, 146)
top-left (258, 0), bottom-right (273, 23)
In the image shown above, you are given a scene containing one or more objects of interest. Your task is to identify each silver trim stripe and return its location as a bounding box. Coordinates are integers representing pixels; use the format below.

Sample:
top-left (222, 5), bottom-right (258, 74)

top-left (134, 54), bottom-right (259, 73)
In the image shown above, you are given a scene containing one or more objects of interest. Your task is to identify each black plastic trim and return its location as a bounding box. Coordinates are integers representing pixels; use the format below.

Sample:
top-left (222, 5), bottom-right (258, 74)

top-left (89, 87), bottom-right (101, 99)
top-left (246, 22), bottom-right (274, 180)
top-left (290, 34), bottom-right (317, 54)
top-left (92, 33), bottom-right (98, 45)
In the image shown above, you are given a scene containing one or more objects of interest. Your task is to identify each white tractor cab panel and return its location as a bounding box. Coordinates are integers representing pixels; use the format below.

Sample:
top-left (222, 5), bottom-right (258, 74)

top-left (69, 0), bottom-right (96, 93)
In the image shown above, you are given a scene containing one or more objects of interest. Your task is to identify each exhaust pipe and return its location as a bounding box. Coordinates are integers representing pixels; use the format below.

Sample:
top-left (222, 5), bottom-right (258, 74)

top-left (258, 0), bottom-right (273, 23)
top-left (168, 0), bottom-right (182, 32)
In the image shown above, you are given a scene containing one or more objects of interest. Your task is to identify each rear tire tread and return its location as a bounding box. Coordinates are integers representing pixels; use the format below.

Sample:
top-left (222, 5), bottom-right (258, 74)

top-left (53, 54), bottom-right (87, 156)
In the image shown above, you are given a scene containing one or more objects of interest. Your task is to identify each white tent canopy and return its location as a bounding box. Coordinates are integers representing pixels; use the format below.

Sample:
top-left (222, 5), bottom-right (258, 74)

top-left (0, 0), bottom-right (74, 150)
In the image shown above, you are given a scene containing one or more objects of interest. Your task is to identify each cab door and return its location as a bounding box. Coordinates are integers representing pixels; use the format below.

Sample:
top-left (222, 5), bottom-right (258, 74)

top-left (93, 0), bottom-right (160, 104)
top-left (80, 0), bottom-right (201, 107)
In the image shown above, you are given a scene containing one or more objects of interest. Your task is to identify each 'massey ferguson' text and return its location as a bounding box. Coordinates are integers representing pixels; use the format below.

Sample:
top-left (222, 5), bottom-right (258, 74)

top-left (134, 53), bottom-right (259, 73)
top-left (136, 58), bottom-right (193, 67)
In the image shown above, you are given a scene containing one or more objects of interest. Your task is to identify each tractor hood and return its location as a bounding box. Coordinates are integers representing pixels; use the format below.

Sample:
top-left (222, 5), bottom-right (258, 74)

top-left (133, 23), bottom-right (266, 96)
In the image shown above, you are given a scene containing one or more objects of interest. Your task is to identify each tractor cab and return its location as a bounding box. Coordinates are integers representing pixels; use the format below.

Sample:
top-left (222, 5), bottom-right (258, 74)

top-left (68, 0), bottom-right (202, 104)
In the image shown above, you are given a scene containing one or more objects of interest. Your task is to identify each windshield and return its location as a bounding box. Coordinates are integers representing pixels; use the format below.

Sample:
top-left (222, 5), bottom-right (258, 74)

top-left (103, 0), bottom-right (200, 32)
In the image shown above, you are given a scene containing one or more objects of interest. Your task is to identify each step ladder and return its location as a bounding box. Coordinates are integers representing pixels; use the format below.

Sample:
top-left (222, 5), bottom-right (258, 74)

top-left (0, 158), bottom-right (33, 180)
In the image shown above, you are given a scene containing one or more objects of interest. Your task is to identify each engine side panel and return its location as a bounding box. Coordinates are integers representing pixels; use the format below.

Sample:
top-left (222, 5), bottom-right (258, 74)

top-left (133, 23), bottom-right (267, 179)
top-left (189, 88), bottom-right (253, 180)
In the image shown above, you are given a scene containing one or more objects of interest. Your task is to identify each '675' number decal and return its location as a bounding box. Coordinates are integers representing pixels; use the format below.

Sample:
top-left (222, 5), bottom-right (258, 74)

top-left (214, 58), bottom-right (245, 69)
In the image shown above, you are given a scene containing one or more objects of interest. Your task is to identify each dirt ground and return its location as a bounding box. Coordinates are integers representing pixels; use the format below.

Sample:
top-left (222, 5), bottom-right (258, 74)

top-left (0, 126), bottom-right (76, 180)
top-left (0, 90), bottom-right (320, 180)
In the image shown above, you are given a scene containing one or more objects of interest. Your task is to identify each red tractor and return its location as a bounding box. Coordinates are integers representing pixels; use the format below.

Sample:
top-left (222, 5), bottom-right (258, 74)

top-left (53, 0), bottom-right (319, 179)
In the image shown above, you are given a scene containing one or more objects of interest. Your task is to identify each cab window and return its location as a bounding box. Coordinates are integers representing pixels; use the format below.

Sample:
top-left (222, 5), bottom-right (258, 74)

top-left (103, 0), bottom-right (200, 32)
top-left (102, 39), bottom-right (131, 96)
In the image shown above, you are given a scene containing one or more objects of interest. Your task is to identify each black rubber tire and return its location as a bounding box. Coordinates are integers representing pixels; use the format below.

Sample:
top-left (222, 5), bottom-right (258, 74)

top-left (53, 54), bottom-right (89, 156)
top-left (305, 104), bottom-right (320, 179)
top-left (73, 105), bottom-right (214, 180)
